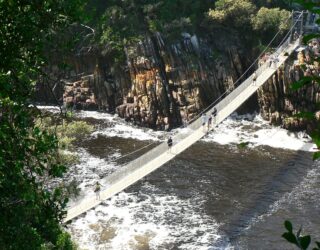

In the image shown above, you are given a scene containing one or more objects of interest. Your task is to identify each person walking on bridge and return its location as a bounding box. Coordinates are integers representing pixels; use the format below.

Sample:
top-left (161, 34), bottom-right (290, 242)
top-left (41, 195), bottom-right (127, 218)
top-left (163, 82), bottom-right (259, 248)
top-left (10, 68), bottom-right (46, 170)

top-left (208, 114), bottom-right (213, 131)
top-left (94, 181), bottom-right (101, 200)
top-left (269, 54), bottom-right (274, 68)
top-left (252, 72), bottom-right (257, 86)
top-left (201, 113), bottom-right (208, 132)
top-left (212, 107), bottom-right (217, 124)
top-left (273, 56), bottom-right (279, 69)
top-left (293, 30), bottom-right (299, 41)
top-left (167, 136), bottom-right (173, 153)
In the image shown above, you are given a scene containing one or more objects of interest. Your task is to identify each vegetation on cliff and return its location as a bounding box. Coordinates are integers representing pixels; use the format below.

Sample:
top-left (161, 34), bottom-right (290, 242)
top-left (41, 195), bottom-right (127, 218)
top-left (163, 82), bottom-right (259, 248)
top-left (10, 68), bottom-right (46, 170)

top-left (208, 0), bottom-right (291, 44)
top-left (58, 0), bottom-right (294, 130)
top-left (89, 0), bottom-right (291, 63)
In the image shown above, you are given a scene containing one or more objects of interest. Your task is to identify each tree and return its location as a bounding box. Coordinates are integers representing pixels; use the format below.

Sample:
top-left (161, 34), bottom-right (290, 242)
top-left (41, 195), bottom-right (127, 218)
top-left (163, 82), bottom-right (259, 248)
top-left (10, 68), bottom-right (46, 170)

top-left (253, 0), bottom-right (293, 8)
top-left (252, 7), bottom-right (290, 32)
top-left (0, 1), bottom-right (85, 249)
top-left (208, 0), bottom-right (257, 29)
top-left (251, 7), bottom-right (291, 42)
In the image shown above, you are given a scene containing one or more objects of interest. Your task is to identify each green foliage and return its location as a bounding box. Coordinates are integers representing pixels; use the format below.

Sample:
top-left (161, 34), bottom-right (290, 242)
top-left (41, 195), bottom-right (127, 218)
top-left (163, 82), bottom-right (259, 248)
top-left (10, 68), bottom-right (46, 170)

top-left (60, 121), bottom-right (94, 139)
top-left (36, 117), bottom-right (93, 164)
top-left (251, 7), bottom-right (291, 34)
top-left (253, 0), bottom-right (293, 8)
top-left (0, 0), bottom-right (86, 249)
top-left (290, 76), bottom-right (315, 90)
top-left (303, 34), bottom-right (320, 44)
top-left (282, 220), bottom-right (319, 250)
top-left (238, 141), bottom-right (250, 149)
top-left (208, 0), bottom-right (257, 29)
top-left (55, 231), bottom-right (77, 250)
top-left (91, 0), bottom-right (293, 63)
top-left (94, 0), bottom-right (214, 60)
top-left (206, 0), bottom-right (293, 47)
top-left (0, 101), bottom-right (73, 249)
top-left (58, 121), bottom-right (94, 150)
top-left (58, 151), bottom-right (80, 166)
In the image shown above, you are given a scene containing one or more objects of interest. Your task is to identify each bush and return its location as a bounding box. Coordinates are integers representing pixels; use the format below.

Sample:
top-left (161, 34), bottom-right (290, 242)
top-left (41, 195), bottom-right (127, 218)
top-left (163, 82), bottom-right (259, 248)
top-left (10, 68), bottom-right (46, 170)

top-left (251, 7), bottom-right (290, 34)
top-left (208, 0), bottom-right (256, 29)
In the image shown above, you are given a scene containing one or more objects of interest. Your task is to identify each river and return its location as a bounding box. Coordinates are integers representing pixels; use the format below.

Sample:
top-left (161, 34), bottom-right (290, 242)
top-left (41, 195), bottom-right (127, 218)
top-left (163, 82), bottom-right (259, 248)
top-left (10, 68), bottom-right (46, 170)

top-left (40, 106), bottom-right (320, 250)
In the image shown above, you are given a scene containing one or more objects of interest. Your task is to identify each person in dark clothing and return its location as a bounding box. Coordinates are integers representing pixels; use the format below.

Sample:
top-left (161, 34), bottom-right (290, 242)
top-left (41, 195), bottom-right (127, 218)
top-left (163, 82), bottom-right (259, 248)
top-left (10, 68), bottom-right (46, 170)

top-left (208, 115), bottom-right (212, 131)
top-left (94, 181), bottom-right (101, 200)
top-left (310, 13), bottom-right (316, 25)
top-left (212, 107), bottom-right (217, 124)
top-left (252, 72), bottom-right (257, 86)
top-left (167, 137), bottom-right (173, 152)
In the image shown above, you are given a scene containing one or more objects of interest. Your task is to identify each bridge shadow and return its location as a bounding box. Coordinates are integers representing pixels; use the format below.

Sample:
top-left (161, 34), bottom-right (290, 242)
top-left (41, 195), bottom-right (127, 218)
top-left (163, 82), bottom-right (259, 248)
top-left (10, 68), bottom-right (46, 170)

top-left (215, 143), bottom-right (316, 248)
top-left (172, 131), bottom-right (316, 249)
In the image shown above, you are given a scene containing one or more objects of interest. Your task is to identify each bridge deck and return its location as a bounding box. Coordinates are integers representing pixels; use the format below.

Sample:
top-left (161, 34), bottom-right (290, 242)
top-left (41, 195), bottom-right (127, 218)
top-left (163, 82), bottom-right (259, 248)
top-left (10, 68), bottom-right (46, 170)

top-left (63, 39), bottom-right (300, 223)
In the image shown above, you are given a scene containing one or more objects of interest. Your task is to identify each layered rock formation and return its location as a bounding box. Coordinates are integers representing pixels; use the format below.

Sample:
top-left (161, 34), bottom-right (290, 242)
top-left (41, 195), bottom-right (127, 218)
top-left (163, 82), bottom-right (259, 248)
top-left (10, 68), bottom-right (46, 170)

top-left (36, 30), bottom-right (320, 132)
top-left (63, 76), bottom-right (98, 110)
top-left (58, 31), bottom-right (252, 129)
top-left (257, 39), bottom-right (320, 132)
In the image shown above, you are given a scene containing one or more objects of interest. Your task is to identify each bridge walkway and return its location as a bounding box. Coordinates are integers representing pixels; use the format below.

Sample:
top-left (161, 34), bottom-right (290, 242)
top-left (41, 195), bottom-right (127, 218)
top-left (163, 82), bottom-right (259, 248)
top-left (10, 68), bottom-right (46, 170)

top-left (64, 11), bottom-right (307, 222)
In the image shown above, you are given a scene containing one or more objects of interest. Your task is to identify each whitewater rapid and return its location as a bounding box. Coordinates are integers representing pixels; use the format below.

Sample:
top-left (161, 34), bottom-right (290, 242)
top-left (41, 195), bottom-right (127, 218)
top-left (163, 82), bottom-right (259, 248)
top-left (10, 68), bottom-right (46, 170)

top-left (38, 107), bottom-right (318, 249)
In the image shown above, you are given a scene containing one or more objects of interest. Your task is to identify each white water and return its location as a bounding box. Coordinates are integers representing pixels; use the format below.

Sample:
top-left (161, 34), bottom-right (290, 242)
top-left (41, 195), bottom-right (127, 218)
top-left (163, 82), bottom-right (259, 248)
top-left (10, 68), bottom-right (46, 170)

top-left (78, 109), bottom-right (316, 152)
top-left (37, 107), bottom-right (317, 249)
top-left (92, 124), bottom-right (163, 142)
top-left (203, 113), bottom-right (315, 152)
top-left (69, 183), bottom-right (222, 250)
top-left (37, 106), bottom-right (315, 152)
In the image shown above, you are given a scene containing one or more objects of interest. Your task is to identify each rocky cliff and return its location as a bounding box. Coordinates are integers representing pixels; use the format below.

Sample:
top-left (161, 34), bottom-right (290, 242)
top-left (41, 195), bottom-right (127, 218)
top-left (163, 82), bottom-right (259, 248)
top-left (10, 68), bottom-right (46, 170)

top-left (257, 39), bottom-right (320, 132)
top-left (58, 29), bottom-right (256, 129)
top-left (36, 31), bottom-right (320, 132)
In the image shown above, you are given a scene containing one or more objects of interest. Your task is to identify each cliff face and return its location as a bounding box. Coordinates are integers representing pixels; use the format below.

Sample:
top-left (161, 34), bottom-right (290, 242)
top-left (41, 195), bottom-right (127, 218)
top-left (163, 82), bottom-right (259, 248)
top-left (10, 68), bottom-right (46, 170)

top-left (60, 30), bottom-right (254, 129)
top-left (38, 30), bottom-right (320, 132)
top-left (257, 40), bottom-right (320, 132)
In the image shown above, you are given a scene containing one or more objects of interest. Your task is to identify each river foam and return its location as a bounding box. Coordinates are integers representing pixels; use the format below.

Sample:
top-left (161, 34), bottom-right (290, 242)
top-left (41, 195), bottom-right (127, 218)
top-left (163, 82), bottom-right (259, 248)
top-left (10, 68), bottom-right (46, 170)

top-left (38, 106), bottom-right (318, 249)
top-left (92, 123), bottom-right (163, 142)
top-left (37, 106), bottom-right (315, 152)
top-left (202, 113), bottom-right (315, 152)
top-left (68, 182), bottom-right (223, 250)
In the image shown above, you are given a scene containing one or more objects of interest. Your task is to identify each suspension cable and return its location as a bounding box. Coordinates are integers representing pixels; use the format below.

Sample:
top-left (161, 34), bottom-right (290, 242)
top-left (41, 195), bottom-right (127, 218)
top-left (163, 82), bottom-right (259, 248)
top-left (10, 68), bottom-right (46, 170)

top-left (99, 11), bottom-right (304, 164)
top-left (185, 12), bottom-right (303, 124)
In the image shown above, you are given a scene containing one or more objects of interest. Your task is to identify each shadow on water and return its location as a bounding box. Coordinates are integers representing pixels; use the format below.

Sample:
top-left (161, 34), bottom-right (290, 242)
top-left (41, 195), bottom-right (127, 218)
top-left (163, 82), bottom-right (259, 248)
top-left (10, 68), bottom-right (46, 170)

top-left (165, 141), bottom-right (316, 249)
top-left (223, 151), bottom-right (313, 243)
top-left (78, 134), bottom-right (158, 161)
top-left (68, 113), bottom-right (319, 249)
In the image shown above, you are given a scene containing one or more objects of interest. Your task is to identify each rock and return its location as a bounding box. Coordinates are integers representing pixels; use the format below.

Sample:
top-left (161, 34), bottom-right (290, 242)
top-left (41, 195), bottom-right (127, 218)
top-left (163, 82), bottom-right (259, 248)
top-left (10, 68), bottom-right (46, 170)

top-left (65, 96), bottom-right (73, 103)
top-left (81, 81), bottom-right (89, 88)
top-left (37, 30), bottom-right (278, 129)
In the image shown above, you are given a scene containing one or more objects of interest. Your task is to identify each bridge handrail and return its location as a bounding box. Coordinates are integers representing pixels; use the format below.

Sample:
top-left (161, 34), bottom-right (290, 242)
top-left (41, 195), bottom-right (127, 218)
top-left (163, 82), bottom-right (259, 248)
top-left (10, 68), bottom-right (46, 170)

top-left (75, 35), bottom-right (295, 198)
top-left (67, 13), bottom-right (303, 211)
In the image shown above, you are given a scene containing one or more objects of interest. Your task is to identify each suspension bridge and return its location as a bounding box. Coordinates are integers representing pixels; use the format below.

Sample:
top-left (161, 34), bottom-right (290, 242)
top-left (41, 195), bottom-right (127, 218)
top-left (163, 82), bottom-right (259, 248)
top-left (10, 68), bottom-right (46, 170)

top-left (63, 11), bottom-right (312, 223)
